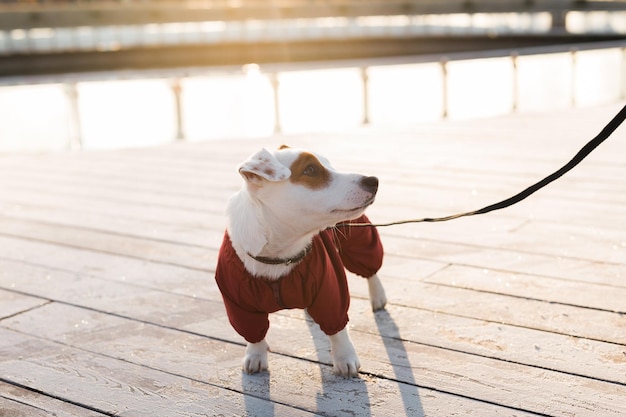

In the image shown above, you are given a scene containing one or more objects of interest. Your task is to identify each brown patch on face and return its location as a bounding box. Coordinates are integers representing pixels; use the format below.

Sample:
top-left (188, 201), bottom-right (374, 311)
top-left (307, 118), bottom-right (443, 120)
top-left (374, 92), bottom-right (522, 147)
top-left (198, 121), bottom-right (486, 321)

top-left (289, 152), bottom-right (331, 189)
top-left (278, 144), bottom-right (290, 150)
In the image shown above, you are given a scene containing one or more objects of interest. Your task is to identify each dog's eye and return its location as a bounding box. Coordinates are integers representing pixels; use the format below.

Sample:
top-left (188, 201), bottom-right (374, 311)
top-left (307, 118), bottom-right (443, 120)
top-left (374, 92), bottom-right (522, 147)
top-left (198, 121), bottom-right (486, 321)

top-left (303, 164), bottom-right (318, 176)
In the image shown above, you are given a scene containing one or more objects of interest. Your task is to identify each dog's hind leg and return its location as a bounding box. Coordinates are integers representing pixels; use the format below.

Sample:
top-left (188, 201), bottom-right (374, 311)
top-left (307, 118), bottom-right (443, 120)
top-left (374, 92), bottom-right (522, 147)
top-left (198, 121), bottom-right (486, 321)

top-left (367, 273), bottom-right (387, 311)
top-left (243, 339), bottom-right (270, 374)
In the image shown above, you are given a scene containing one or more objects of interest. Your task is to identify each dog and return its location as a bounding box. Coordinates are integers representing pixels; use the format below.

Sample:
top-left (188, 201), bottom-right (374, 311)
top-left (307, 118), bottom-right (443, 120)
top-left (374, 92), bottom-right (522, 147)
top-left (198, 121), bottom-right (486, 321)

top-left (215, 145), bottom-right (387, 377)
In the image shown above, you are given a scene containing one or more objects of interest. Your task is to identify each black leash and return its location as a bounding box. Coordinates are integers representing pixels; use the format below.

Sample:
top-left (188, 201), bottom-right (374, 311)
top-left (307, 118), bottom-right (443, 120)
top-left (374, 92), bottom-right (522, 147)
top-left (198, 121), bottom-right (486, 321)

top-left (351, 104), bottom-right (626, 228)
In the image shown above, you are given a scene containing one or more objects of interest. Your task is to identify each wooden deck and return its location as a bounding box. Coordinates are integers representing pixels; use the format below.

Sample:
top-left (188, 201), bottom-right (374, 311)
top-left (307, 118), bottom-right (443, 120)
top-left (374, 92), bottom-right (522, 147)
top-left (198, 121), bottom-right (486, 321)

top-left (1, 102), bottom-right (625, 417)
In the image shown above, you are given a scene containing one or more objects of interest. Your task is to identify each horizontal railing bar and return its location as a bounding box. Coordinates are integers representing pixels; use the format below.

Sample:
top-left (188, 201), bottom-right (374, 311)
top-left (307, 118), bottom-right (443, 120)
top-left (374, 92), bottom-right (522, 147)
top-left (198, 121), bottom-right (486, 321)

top-left (1, 0), bottom-right (626, 30)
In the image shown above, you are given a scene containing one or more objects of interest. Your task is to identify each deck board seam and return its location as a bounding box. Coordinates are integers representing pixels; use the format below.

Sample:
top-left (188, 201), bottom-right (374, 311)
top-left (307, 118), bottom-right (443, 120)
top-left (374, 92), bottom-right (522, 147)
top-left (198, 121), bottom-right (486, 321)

top-left (0, 232), bottom-right (216, 273)
top-left (0, 322), bottom-right (554, 417)
top-left (425, 280), bottom-right (626, 314)
top-left (386, 298), bottom-right (626, 348)
top-left (386, 234), bottom-right (626, 268)
top-left (0, 299), bottom-right (52, 322)
top-left (0, 377), bottom-right (117, 417)
top-left (5, 286), bottom-right (625, 391)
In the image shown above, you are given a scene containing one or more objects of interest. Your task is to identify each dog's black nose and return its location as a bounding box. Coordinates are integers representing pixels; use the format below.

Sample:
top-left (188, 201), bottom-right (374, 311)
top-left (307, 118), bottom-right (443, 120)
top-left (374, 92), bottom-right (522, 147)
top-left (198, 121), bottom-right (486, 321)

top-left (360, 176), bottom-right (379, 193)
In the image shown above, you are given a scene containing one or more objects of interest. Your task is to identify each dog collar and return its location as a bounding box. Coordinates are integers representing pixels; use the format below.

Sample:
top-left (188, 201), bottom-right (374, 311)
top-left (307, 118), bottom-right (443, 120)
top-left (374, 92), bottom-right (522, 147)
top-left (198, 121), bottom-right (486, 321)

top-left (247, 244), bottom-right (312, 266)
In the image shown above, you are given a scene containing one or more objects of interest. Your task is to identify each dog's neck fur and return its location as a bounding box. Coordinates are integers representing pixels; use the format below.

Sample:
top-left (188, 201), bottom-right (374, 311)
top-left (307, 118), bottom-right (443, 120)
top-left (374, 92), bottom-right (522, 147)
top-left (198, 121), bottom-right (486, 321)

top-left (227, 188), bottom-right (319, 279)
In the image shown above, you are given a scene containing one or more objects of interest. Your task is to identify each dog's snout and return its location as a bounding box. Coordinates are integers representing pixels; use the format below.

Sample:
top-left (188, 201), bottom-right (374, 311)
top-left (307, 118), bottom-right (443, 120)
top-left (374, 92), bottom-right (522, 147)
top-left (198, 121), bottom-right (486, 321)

top-left (359, 176), bottom-right (379, 193)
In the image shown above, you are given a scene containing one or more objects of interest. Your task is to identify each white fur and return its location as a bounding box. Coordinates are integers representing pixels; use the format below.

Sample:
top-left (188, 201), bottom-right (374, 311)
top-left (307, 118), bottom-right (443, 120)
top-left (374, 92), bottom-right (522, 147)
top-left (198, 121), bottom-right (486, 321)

top-left (243, 339), bottom-right (270, 374)
top-left (329, 328), bottom-right (360, 377)
top-left (367, 273), bottom-right (388, 312)
top-left (228, 147), bottom-right (376, 279)
top-left (228, 147), bottom-right (386, 377)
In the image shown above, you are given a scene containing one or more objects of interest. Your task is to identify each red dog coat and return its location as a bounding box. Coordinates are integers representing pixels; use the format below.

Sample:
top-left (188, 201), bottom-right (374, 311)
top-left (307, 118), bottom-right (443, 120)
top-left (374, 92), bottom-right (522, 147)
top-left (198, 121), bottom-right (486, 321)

top-left (215, 215), bottom-right (383, 343)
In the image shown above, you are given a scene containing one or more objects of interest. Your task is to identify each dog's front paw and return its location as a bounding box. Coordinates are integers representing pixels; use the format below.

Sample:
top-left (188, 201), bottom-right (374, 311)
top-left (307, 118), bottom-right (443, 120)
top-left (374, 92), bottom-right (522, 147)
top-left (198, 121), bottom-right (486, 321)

top-left (243, 339), bottom-right (270, 374)
top-left (332, 351), bottom-right (361, 378)
top-left (329, 328), bottom-right (360, 378)
top-left (368, 274), bottom-right (387, 311)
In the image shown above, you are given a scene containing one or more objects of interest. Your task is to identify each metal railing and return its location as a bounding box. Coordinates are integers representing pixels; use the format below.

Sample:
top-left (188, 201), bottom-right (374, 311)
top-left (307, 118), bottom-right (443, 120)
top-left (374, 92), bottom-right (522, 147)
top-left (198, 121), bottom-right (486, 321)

top-left (0, 39), bottom-right (624, 150)
top-left (2, 1), bottom-right (626, 30)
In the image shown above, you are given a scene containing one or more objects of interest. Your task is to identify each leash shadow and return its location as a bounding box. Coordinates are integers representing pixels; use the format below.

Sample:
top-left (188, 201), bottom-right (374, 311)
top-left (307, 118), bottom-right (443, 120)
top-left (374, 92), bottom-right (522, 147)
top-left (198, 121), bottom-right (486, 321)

top-left (374, 309), bottom-right (425, 416)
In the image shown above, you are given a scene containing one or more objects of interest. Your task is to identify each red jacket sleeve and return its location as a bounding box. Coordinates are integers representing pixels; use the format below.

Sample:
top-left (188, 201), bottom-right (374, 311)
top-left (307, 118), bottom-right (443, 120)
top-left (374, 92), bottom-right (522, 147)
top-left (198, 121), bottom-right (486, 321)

top-left (305, 232), bottom-right (350, 336)
top-left (215, 233), bottom-right (270, 344)
top-left (329, 214), bottom-right (384, 278)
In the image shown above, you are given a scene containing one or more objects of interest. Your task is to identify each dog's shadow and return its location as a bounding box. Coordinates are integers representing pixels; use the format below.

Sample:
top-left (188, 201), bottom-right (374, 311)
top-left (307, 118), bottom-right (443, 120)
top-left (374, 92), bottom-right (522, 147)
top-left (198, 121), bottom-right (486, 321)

top-left (241, 308), bottom-right (424, 416)
top-left (242, 370), bottom-right (275, 416)
top-left (306, 307), bottom-right (424, 416)
top-left (305, 312), bottom-right (373, 417)
top-left (374, 309), bottom-right (425, 416)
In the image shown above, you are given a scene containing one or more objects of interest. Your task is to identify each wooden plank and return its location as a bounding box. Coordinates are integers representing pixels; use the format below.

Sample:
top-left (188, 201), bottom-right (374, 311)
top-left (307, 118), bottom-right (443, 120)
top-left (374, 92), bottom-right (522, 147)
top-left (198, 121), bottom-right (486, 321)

top-left (0, 217), bottom-right (220, 270)
top-left (3, 138), bottom-right (625, 273)
top-left (2, 236), bottom-right (624, 370)
top-left (0, 161), bottom-right (236, 201)
top-left (3, 122), bottom-right (626, 222)
top-left (0, 100), bottom-right (624, 417)
top-left (0, 258), bottom-right (227, 329)
top-left (424, 264), bottom-right (626, 313)
top-left (5, 302), bottom-right (625, 417)
top-left (368, 168), bottom-right (626, 217)
top-left (502, 220), bottom-right (626, 264)
top-left (182, 307), bottom-right (626, 417)
top-left (0, 199), bottom-right (219, 249)
top-left (0, 177), bottom-right (224, 214)
top-left (1, 176), bottom-right (623, 344)
top-left (3, 236), bottom-right (624, 346)
top-left (0, 329), bottom-right (311, 417)
top-left (4, 153), bottom-right (626, 229)
top-left (380, 233), bottom-right (626, 288)
top-left (0, 381), bottom-right (109, 417)
top-left (2, 191), bottom-right (625, 283)
top-left (2, 204), bottom-right (625, 293)
top-left (0, 186), bottom-right (223, 225)
top-left (0, 289), bottom-right (48, 320)
top-left (0, 149), bottom-right (238, 181)
top-left (347, 296), bottom-right (626, 385)
top-left (355, 274), bottom-right (626, 345)
top-left (0, 235), bottom-right (219, 299)
top-left (0, 303), bottom-right (546, 417)
top-left (2, 254), bottom-right (624, 401)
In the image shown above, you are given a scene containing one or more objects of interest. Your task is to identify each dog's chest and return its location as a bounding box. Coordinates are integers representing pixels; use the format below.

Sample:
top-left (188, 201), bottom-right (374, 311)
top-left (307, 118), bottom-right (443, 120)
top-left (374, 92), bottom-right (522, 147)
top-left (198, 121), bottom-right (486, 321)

top-left (217, 232), bottom-right (347, 313)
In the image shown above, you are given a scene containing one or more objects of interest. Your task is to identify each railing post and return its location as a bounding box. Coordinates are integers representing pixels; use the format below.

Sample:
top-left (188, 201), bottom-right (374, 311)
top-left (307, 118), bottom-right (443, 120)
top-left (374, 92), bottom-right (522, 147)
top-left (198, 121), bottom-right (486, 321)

top-left (440, 57), bottom-right (449, 119)
top-left (171, 78), bottom-right (185, 141)
top-left (622, 46), bottom-right (626, 100)
top-left (361, 66), bottom-right (370, 125)
top-left (269, 72), bottom-right (282, 134)
top-left (570, 47), bottom-right (578, 108)
top-left (64, 82), bottom-right (82, 150)
top-left (551, 10), bottom-right (567, 33)
top-left (511, 51), bottom-right (519, 113)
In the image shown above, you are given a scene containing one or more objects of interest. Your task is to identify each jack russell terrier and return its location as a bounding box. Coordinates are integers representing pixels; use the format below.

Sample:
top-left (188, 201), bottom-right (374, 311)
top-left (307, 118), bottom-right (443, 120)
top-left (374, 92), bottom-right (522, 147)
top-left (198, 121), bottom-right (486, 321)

top-left (215, 145), bottom-right (387, 377)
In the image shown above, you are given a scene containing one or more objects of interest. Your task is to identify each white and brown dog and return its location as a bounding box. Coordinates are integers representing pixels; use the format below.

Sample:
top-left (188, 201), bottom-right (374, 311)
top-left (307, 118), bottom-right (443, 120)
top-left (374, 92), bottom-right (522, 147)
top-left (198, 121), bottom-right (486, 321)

top-left (215, 145), bottom-right (386, 377)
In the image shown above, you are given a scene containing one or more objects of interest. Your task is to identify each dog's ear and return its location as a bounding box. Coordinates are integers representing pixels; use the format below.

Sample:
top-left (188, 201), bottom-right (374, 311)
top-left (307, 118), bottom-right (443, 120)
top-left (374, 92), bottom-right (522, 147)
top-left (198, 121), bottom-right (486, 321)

top-left (238, 148), bottom-right (291, 185)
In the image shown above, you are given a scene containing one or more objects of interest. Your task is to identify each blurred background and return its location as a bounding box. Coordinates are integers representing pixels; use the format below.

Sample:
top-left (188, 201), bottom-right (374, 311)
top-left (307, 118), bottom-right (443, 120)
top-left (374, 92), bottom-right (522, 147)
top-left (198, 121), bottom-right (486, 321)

top-left (0, 0), bottom-right (625, 151)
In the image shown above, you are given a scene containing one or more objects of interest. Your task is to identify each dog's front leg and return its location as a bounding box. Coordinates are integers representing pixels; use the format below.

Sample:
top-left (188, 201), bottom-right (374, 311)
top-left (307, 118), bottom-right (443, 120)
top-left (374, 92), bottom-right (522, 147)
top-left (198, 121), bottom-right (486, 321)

top-left (367, 273), bottom-right (387, 311)
top-left (243, 339), bottom-right (270, 374)
top-left (329, 327), bottom-right (360, 377)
